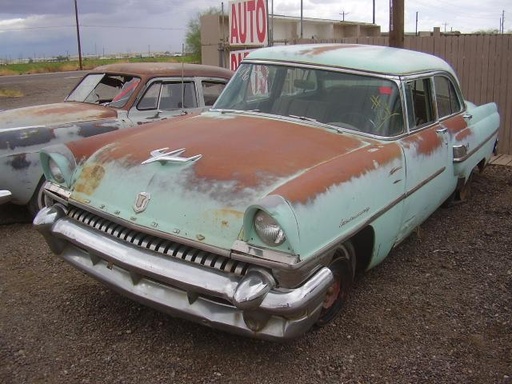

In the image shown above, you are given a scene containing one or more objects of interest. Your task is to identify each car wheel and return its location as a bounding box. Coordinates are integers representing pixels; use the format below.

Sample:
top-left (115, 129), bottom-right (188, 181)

top-left (456, 173), bottom-right (472, 201)
top-left (442, 173), bottom-right (473, 208)
top-left (316, 241), bottom-right (356, 327)
top-left (27, 177), bottom-right (53, 217)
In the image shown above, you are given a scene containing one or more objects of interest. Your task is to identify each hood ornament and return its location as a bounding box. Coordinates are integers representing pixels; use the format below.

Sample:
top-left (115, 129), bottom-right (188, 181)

top-left (142, 147), bottom-right (202, 165)
top-left (133, 192), bottom-right (150, 213)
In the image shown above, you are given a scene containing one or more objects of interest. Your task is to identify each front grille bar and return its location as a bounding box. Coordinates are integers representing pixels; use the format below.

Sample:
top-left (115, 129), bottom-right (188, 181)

top-left (67, 206), bottom-right (249, 276)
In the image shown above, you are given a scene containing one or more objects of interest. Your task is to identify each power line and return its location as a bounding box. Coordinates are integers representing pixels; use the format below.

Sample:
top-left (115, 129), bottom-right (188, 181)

top-left (0, 25), bottom-right (183, 31)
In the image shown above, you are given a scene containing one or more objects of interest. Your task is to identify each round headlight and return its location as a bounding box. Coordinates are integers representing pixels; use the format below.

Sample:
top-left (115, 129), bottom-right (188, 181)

top-left (254, 210), bottom-right (286, 246)
top-left (48, 158), bottom-right (65, 184)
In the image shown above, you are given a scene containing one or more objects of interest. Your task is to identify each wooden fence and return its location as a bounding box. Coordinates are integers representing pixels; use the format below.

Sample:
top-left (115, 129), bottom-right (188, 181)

top-left (302, 34), bottom-right (512, 155)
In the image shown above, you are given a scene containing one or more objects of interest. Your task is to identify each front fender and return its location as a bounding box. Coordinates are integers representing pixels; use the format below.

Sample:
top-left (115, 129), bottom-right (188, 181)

top-left (242, 195), bottom-right (300, 256)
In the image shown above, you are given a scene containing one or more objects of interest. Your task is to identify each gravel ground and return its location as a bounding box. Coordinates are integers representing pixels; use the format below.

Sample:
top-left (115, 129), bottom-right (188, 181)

top-left (0, 73), bottom-right (511, 384)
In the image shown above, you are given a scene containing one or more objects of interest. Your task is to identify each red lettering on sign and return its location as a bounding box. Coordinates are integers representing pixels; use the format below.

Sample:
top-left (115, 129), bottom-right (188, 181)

top-left (256, 0), bottom-right (266, 42)
top-left (230, 50), bottom-right (251, 71)
top-left (230, 3), bottom-right (239, 44)
top-left (229, 0), bottom-right (267, 46)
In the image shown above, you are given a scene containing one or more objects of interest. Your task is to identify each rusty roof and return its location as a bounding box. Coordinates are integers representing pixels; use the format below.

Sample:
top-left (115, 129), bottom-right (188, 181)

top-left (91, 62), bottom-right (233, 79)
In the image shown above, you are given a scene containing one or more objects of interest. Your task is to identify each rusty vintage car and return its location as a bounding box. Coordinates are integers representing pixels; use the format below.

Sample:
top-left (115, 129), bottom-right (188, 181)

top-left (0, 62), bottom-right (233, 214)
top-left (35, 44), bottom-right (500, 340)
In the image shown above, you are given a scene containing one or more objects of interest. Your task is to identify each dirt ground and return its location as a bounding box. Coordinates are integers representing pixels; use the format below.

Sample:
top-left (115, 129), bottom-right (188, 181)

top-left (0, 74), bottom-right (511, 384)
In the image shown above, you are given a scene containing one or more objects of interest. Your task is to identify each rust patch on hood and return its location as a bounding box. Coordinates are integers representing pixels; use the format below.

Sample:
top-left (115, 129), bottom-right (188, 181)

top-left (65, 114), bottom-right (194, 164)
top-left (72, 113), bottom-right (379, 205)
top-left (89, 114), bottom-right (368, 190)
top-left (74, 163), bottom-right (106, 194)
top-left (66, 126), bottom-right (143, 163)
top-left (0, 102), bottom-right (117, 129)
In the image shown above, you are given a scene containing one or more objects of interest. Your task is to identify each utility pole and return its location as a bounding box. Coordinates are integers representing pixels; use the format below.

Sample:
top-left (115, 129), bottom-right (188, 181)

top-left (501, 10), bottom-right (505, 34)
top-left (373, 0), bottom-right (375, 24)
top-left (300, 0), bottom-right (303, 39)
top-left (340, 10), bottom-right (350, 21)
top-left (74, 0), bottom-right (83, 70)
top-left (415, 11), bottom-right (418, 36)
top-left (389, 0), bottom-right (404, 48)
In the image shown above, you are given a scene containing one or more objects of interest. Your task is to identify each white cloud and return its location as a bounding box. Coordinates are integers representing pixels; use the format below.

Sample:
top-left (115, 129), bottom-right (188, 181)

top-left (0, 0), bottom-right (509, 59)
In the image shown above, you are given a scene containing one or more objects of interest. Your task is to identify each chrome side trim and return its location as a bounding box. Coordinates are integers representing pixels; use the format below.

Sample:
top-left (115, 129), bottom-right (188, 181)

top-left (453, 128), bottom-right (499, 163)
top-left (0, 190), bottom-right (12, 205)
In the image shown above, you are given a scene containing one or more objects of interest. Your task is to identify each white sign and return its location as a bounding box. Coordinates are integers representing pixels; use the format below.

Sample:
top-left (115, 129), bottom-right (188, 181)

top-left (229, 0), bottom-right (268, 47)
top-left (229, 49), bottom-right (252, 71)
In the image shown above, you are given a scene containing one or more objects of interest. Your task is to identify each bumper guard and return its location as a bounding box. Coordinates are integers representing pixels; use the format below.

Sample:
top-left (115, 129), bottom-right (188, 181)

top-left (34, 205), bottom-right (334, 340)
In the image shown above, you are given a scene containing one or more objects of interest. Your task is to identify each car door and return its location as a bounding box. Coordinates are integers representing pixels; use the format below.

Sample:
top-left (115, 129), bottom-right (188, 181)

top-left (395, 75), bottom-right (457, 244)
top-left (126, 78), bottom-right (201, 124)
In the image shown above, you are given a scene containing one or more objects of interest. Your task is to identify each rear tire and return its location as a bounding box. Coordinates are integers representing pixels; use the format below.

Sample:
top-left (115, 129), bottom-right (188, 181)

top-left (442, 173), bottom-right (473, 208)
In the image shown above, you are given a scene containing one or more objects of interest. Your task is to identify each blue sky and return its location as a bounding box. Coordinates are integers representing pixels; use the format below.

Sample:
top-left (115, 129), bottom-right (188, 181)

top-left (0, 0), bottom-right (509, 60)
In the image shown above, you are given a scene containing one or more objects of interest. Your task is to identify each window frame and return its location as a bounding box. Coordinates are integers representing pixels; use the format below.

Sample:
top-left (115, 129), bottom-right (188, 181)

top-left (401, 71), bottom-right (465, 133)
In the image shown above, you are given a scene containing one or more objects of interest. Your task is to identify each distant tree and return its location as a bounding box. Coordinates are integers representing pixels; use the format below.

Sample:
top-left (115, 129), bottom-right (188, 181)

top-left (185, 6), bottom-right (221, 62)
top-left (472, 28), bottom-right (500, 34)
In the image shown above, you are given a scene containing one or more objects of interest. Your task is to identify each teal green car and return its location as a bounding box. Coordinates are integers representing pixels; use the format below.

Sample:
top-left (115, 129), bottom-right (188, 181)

top-left (34, 44), bottom-right (500, 340)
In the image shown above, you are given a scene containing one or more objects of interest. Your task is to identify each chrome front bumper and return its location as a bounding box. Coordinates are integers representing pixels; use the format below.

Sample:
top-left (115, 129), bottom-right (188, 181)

top-left (0, 190), bottom-right (12, 205)
top-left (34, 205), bottom-right (334, 340)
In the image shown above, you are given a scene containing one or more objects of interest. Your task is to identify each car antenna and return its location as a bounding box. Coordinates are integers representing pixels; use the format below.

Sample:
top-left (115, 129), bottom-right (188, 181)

top-left (181, 43), bottom-right (186, 115)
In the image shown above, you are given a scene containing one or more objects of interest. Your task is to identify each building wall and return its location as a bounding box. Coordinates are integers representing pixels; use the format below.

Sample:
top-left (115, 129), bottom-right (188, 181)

top-left (200, 14), bottom-right (381, 66)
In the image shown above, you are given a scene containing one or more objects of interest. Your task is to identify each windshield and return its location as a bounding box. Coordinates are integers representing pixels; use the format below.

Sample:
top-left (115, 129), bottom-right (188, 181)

top-left (214, 63), bottom-right (404, 136)
top-left (66, 73), bottom-right (141, 108)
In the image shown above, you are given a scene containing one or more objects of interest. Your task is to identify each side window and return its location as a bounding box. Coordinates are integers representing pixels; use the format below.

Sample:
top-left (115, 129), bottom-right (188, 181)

top-left (137, 82), bottom-right (197, 110)
top-left (202, 81), bottom-right (227, 106)
top-left (405, 78), bottom-right (435, 129)
top-left (434, 76), bottom-right (461, 118)
top-left (137, 82), bottom-right (161, 110)
top-left (160, 82), bottom-right (197, 110)
top-left (109, 77), bottom-right (140, 108)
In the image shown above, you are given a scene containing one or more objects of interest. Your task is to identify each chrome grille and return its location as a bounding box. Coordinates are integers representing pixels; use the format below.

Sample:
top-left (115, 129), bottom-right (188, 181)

top-left (67, 206), bottom-right (249, 276)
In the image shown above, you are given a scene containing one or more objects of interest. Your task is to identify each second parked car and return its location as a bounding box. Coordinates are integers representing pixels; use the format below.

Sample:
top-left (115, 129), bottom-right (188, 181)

top-left (0, 62), bottom-right (233, 214)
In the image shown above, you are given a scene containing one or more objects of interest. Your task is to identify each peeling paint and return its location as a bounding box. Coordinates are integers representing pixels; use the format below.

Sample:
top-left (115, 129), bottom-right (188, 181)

top-left (9, 153), bottom-right (31, 170)
top-left (400, 128), bottom-right (443, 156)
top-left (298, 44), bottom-right (359, 56)
top-left (74, 163), bottom-right (105, 195)
top-left (272, 143), bottom-right (402, 204)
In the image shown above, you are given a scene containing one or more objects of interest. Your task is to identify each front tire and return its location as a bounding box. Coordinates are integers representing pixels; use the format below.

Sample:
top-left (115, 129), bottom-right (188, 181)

top-left (316, 241), bottom-right (356, 327)
top-left (27, 177), bottom-right (52, 217)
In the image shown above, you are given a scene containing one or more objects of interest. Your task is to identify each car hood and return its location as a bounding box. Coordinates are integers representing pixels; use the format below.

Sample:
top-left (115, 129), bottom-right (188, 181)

top-left (0, 102), bottom-right (118, 130)
top-left (69, 111), bottom-right (382, 250)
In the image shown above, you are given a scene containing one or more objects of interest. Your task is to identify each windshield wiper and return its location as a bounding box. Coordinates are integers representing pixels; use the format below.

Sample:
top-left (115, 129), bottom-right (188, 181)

top-left (211, 108), bottom-right (260, 114)
top-left (288, 115), bottom-right (343, 133)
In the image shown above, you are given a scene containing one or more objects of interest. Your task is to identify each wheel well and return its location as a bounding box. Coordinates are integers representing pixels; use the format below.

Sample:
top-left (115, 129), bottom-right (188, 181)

top-left (350, 226), bottom-right (374, 273)
top-left (477, 158), bottom-right (487, 173)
